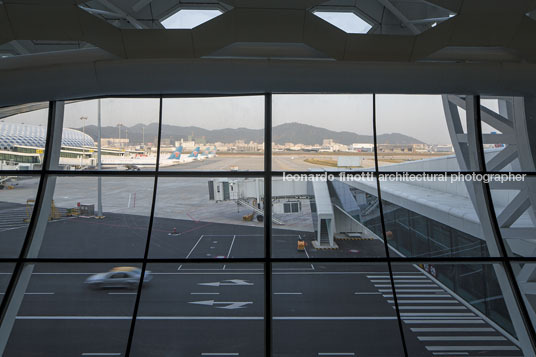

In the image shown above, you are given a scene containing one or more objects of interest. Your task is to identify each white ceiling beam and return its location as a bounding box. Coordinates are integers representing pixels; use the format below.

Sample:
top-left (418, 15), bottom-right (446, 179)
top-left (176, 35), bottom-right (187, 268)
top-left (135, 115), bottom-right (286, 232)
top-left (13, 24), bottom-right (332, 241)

top-left (132, 0), bottom-right (153, 13)
top-left (485, 144), bottom-right (517, 171)
top-left (79, 6), bottom-right (122, 19)
top-left (377, 0), bottom-right (420, 34)
top-left (97, 0), bottom-right (146, 29)
top-left (497, 189), bottom-right (531, 227)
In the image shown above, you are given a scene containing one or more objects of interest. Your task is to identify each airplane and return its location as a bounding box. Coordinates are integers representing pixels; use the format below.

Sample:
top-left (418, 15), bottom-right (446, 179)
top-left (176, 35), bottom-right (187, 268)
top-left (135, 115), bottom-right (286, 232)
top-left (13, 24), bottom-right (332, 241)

top-left (208, 146), bottom-right (217, 158)
top-left (164, 145), bottom-right (200, 164)
top-left (167, 145), bottom-right (183, 160)
top-left (199, 146), bottom-right (212, 160)
top-left (189, 146), bottom-right (201, 160)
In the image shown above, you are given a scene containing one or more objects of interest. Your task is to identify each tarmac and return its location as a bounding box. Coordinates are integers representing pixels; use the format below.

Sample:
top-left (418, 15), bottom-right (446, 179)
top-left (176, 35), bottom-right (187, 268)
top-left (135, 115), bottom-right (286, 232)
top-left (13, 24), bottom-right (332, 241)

top-left (0, 203), bottom-right (524, 356)
top-left (0, 160), bottom-right (525, 356)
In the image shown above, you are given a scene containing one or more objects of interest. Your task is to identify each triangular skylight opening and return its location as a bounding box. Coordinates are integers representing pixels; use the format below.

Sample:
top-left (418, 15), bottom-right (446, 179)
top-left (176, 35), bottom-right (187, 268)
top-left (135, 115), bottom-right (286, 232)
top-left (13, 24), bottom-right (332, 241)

top-left (313, 11), bottom-right (372, 34)
top-left (162, 9), bottom-right (223, 29)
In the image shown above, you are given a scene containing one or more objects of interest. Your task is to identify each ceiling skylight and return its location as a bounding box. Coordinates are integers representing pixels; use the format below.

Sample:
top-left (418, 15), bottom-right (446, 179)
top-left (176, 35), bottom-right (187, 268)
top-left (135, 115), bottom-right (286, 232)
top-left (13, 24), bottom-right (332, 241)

top-left (313, 11), bottom-right (372, 34)
top-left (162, 9), bottom-right (223, 29)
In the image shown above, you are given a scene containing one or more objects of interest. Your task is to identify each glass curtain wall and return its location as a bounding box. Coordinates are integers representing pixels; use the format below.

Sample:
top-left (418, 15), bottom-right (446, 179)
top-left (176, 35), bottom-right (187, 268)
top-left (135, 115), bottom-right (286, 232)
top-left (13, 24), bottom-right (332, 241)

top-left (0, 95), bottom-right (533, 356)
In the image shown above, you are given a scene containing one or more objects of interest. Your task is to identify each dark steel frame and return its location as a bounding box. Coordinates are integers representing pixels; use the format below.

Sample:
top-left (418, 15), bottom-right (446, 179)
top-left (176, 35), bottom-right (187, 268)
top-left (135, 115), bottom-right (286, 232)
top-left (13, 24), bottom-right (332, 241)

top-left (0, 94), bottom-right (534, 356)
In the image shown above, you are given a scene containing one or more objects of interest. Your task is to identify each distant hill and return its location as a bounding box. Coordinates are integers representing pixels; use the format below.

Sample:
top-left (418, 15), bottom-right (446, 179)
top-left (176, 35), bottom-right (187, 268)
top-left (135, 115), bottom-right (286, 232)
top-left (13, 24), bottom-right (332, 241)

top-left (273, 123), bottom-right (423, 145)
top-left (77, 122), bottom-right (424, 145)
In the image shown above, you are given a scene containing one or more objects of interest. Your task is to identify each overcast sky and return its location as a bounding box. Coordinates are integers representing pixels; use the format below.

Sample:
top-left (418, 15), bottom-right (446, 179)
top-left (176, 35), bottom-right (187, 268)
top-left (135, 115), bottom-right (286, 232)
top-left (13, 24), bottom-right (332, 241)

top-left (2, 95), bottom-right (501, 145)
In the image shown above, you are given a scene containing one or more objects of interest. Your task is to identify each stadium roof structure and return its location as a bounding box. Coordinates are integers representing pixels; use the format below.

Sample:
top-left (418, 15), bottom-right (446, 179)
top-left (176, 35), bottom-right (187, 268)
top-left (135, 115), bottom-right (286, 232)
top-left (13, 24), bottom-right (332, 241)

top-left (0, 122), bottom-right (94, 149)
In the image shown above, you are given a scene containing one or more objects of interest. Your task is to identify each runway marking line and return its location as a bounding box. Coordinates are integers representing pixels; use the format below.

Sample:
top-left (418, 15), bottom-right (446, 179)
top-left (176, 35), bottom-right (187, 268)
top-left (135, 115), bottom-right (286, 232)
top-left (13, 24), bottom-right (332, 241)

top-left (354, 292), bottom-right (382, 295)
top-left (226, 235), bottom-right (236, 258)
top-left (426, 346), bottom-right (519, 351)
top-left (411, 327), bottom-right (494, 332)
top-left (16, 316), bottom-right (264, 320)
top-left (185, 235), bottom-right (205, 259)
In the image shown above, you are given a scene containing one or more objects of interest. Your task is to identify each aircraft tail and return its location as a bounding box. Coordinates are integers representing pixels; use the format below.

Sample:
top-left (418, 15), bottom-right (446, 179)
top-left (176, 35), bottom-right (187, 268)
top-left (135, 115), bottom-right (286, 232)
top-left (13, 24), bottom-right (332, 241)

top-left (168, 145), bottom-right (183, 159)
top-left (188, 146), bottom-right (200, 158)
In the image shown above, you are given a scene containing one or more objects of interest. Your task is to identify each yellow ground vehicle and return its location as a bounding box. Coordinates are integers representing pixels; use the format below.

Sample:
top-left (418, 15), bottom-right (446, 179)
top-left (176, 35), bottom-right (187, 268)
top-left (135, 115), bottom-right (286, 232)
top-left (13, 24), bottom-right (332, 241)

top-left (297, 238), bottom-right (306, 251)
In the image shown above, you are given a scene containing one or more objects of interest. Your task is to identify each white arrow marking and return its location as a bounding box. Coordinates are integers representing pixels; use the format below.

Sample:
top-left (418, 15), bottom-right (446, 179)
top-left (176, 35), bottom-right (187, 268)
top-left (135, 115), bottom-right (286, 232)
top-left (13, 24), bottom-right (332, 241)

top-left (198, 279), bottom-right (254, 287)
top-left (189, 300), bottom-right (253, 310)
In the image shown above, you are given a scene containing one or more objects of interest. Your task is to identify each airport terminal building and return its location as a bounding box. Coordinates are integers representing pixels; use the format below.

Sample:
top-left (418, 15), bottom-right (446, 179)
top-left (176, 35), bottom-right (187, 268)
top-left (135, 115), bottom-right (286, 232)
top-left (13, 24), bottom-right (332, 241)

top-left (1, 1), bottom-right (536, 356)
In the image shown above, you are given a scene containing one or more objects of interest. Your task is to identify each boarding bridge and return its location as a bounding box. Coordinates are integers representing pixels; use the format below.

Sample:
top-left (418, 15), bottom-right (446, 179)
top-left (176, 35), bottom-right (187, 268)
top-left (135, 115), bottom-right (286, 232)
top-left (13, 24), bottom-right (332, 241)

top-left (208, 178), bottom-right (337, 246)
top-left (310, 180), bottom-right (336, 248)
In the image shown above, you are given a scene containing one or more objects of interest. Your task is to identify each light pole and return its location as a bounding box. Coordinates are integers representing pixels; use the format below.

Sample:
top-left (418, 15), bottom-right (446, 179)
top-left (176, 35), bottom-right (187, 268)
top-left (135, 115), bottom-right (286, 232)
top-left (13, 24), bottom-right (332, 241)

top-left (97, 99), bottom-right (103, 218)
top-left (80, 116), bottom-right (88, 167)
top-left (117, 123), bottom-right (124, 148)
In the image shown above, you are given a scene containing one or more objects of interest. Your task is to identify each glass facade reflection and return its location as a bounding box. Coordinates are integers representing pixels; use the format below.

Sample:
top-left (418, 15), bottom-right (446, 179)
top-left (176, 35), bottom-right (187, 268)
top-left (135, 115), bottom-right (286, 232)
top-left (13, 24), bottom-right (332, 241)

top-left (0, 95), bottom-right (534, 356)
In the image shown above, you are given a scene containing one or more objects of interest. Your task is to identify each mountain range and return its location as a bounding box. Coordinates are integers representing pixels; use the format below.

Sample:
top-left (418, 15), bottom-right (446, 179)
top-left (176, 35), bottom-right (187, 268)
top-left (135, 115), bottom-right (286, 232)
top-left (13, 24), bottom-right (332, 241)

top-left (76, 122), bottom-right (424, 146)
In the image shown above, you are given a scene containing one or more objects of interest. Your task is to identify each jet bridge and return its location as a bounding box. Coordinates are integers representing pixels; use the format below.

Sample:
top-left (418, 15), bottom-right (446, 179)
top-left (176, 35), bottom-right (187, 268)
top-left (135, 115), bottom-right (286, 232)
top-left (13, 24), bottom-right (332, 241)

top-left (208, 178), bottom-right (337, 246)
top-left (310, 180), bottom-right (337, 248)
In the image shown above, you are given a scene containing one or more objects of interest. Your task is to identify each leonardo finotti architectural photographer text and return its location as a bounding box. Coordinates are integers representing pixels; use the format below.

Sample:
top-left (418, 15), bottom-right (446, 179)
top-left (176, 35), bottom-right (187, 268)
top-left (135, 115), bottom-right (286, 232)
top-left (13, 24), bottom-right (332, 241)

top-left (282, 172), bottom-right (526, 183)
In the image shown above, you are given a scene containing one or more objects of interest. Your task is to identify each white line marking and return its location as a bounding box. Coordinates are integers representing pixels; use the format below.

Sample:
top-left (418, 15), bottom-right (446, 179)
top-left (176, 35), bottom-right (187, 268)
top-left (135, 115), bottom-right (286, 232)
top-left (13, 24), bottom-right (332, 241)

top-left (177, 265), bottom-right (183, 271)
top-left (418, 336), bottom-right (506, 341)
top-left (426, 346), bottom-right (519, 351)
top-left (395, 306), bottom-right (467, 310)
top-left (403, 320), bottom-right (484, 324)
top-left (300, 234), bottom-right (315, 271)
top-left (25, 271), bottom-right (415, 276)
top-left (379, 289), bottom-right (445, 292)
top-left (185, 234), bottom-right (204, 259)
top-left (371, 280), bottom-right (431, 283)
top-left (198, 280), bottom-right (253, 287)
top-left (226, 235), bottom-right (236, 258)
top-left (387, 300), bottom-right (458, 304)
top-left (274, 272), bottom-right (395, 275)
top-left (375, 284), bottom-right (437, 287)
top-left (368, 275), bottom-right (428, 278)
top-left (402, 316), bottom-right (480, 320)
top-left (274, 292), bottom-right (302, 295)
top-left (189, 300), bottom-right (252, 309)
top-left (400, 313), bottom-right (474, 316)
top-left (411, 327), bottom-right (494, 332)
top-left (157, 272), bottom-right (263, 275)
top-left (16, 316), bottom-right (263, 320)
top-left (224, 268), bottom-right (264, 271)
top-left (384, 294), bottom-right (451, 298)
top-left (273, 316), bottom-right (397, 320)
top-left (181, 269), bottom-right (227, 271)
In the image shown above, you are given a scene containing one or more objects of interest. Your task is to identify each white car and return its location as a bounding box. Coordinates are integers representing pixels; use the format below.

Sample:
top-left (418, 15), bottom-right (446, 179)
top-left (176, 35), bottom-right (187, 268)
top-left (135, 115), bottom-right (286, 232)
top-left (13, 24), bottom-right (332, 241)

top-left (85, 267), bottom-right (152, 289)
